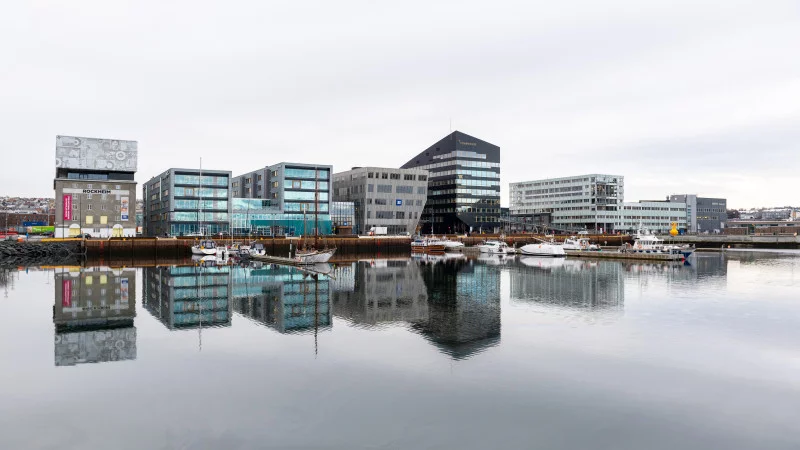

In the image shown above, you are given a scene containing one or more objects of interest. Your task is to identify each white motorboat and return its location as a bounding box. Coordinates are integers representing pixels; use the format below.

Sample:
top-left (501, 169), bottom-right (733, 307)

top-left (441, 238), bottom-right (465, 250)
top-left (561, 236), bottom-right (599, 251)
top-left (519, 241), bottom-right (566, 257)
top-left (478, 240), bottom-right (515, 255)
top-left (191, 239), bottom-right (218, 256)
top-left (248, 243), bottom-right (267, 257)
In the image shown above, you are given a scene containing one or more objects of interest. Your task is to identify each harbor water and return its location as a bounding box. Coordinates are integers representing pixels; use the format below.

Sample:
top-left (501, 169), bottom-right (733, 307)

top-left (0, 251), bottom-right (798, 449)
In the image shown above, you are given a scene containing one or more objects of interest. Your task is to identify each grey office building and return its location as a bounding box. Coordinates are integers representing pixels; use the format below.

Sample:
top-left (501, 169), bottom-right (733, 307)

top-left (669, 195), bottom-right (727, 233)
top-left (232, 162), bottom-right (332, 213)
top-left (142, 168), bottom-right (232, 236)
top-left (402, 131), bottom-right (501, 234)
top-left (332, 167), bottom-right (429, 235)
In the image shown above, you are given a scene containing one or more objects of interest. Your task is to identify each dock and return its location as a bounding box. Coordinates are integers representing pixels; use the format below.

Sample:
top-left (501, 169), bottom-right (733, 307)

top-left (563, 250), bottom-right (684, 261)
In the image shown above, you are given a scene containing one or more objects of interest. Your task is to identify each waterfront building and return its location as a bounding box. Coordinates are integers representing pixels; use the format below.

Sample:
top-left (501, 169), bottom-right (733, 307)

top-left (142, 168), bottom-right (232, 237)
top-left (401, 131), bottom-right (501, 234)
top-left (53, 267), bottom-right (137, 366)
top-left (669, 195), bottom-right (727, 233)
top-left (231, 162), bottom-right (332, 236)
top-left (510, 174), bottom-right (624, 233)
top-left (53, 135), bottom-right (138, 238)
top-left (619, 201), bottom-right (688, 233)
top-left (142, 266), bottom-right (232, 329)
top-left (332, 167), bottom-right (429, 235)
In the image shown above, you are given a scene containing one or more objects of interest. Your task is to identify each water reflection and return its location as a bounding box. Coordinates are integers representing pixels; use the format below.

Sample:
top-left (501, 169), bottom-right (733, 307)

top-left (52, 267), bottom-right (137, 366)
top-left (142, 265), bottom-right (232, 330)
top-left (414, 258), bottom-right (502, 360)
top-left (231, 263), bottom-right (331, 334)
top-left (510, 257), bottom-right (625, 314)
top-left (331, 259), bottom-right (428, 327)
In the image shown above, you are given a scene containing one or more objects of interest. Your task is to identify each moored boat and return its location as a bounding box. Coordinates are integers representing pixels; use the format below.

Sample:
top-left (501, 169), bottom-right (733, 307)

top-left (191, 239), bottom-right (217, 256)
top-left (411, 237), bottom-right (447, 254)
top-left (519, 241), bottom-right (566, 257)
top-left (477, 240), bottom-right (514, 255)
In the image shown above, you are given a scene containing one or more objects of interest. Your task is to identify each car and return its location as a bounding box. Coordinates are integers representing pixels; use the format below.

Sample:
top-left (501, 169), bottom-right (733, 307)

top-left (80, 233), bottom-right (92, 239)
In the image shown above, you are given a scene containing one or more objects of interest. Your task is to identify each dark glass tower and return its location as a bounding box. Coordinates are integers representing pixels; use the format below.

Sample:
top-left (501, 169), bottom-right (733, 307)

top-left (402, 131), bottom-right (501, 234)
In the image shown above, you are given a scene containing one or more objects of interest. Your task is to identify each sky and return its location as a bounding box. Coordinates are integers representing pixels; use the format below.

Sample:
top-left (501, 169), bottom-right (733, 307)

top-left (1, 0), bottom-right (798, 209)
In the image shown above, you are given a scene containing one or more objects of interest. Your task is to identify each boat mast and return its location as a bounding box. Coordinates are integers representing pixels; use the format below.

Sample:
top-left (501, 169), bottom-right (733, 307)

top-left (199, 157), bottom-right (203, 236)
top-left (314, 168), bottom-right (319, 248)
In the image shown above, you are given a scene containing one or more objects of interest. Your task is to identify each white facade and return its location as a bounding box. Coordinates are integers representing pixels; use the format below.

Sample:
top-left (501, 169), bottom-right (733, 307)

top-left (619, 201), bottom-right (687, 233)
top-left (510, 174), bottom-right (624, 232)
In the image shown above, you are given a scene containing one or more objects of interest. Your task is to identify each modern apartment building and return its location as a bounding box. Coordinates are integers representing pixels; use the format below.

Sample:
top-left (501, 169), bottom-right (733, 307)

top-left (669, 195), bottom-right (727, 233)
top-left (142, 168), bottom-right (232, 236)
top-left (332, 167), bottom-right (429, 235)
top-left (401, 131), bottom-right (501, 234)
top-left (510, 174), bottom-right (624, 232)
top-left (230, 163), bottom-right (332, 236)
top-left (53, 135), bottom-right (138, 238)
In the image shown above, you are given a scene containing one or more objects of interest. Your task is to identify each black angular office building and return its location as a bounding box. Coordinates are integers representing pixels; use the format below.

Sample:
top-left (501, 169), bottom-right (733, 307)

top-left (402, 131), bottom-right (501, 233)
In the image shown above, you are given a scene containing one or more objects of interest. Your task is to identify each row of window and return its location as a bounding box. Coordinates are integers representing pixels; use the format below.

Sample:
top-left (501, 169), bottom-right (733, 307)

top-left (416, 160), bottom-right (499, 171)
top-left (429, 178), bottom-right (500, 188)
top-left (367, 211), bottom-right (418, 220)
top-left (68, 203), bottom-right (122, 211)
top-left (71, 215), bottom-right (123, 224)
top-left (514, 176), bottom-right (619, 188)
top-left (174, 200), bottom-right (229, 210)
top-left (431, 150), bottom-right (488, 160)
top-left (174, 175), bottom-right (229, 186)
top-left (429, 169), bottom-right (500, 179)
top-left (283, 191), bottom-right (329, 201)
top-left (284, 168), bottom-right (330, 180)
top-left (284, 180), bottom-right (329, 190)
top-left (366, 184), bottom-right (426, 195)
top-left (283, 202), bottom-right (329, 212)
top-left (366, 172), bottom-right (428, 181)
top-left (367, 198), bottom-right (424, 207)
top-left (174, 187), bottom-right (229, 198)
top-left (429, 188), bottom-right (499, 197)
top-left (170, 212), bottom-right (230, 222)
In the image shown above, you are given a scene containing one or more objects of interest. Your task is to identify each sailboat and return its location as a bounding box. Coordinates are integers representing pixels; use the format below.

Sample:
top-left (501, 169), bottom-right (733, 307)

top-left (294, 171), bottom-right (336, 265)
top-left (191, 157), bottom-right (227, 258)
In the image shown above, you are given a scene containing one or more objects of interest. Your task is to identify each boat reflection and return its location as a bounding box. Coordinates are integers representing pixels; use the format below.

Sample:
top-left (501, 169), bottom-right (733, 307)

top-left (53, 267), bottom-right (137, 366)
top-left (510, 258), bottom-right (625, 316)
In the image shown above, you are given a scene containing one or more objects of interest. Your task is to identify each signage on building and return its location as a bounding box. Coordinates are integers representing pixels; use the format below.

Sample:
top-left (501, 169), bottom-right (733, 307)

top-left (62, 279), bottom-right (72, 307)
top-left (457, 140), bottom-right (477, 146)
top-left (396, 199), bottom-right (403, 206)
top-left (82, 189), bottom-right (111, 194)
top-left (63, 195), bottom-right (72, 221)
top-left (55, 136), bottom-right (138, 172)
top-left (23, 221), bottom-right (46, 227)
top-left (121, 197), bottom-right (129, 221)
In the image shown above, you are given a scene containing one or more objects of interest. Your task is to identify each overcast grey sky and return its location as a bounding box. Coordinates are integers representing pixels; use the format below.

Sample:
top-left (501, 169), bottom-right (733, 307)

top-left (2, 0), bottom-right (798, 208)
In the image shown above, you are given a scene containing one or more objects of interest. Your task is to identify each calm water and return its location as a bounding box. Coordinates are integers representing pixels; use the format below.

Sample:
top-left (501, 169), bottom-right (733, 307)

top-left (1, 251), bottom-right (799, 449)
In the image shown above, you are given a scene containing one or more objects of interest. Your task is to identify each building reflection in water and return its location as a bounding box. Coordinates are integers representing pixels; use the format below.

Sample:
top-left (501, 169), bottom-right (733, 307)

top-left (142, 265), bottom-right (232, 330)
top-left (331, 259), bottom-right (428, 327)
top-left (231, 263), bottom-right (331, 334)
top-left (414, 257), bottom-right (502, 360)
top-left (510, 257), bottom-right (625, 315)
top-left (53, 267), bottom-right (137, 366)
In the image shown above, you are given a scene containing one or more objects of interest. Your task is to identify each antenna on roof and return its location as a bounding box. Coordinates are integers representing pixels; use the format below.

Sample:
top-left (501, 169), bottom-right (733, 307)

top-left (449, 118), bottom-right (452, 133)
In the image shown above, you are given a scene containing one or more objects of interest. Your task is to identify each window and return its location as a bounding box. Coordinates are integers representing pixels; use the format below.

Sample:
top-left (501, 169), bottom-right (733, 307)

top-left (377, 185), bottom-right (392, 193)
top-left (101, 204), bottom-right (106, 211)
top-left (367, 198), bottom-right (373, 204)
top-left (396, 185), bottom-right (413, 194)
top-left (376, 211), bottom-right (393, 219)
top-left (396, 211), bottom-right (405, 219)
top-left (272, 170), bottom-right (278, 177)
top-left (87, 204), bottom-right (93, 210)
top-left (100, 216), bottom-right (108, 225)
top-left (368, 172), bottom-right (374, 178)
top-left (390, 173), bottom-right (400, 180)
top-left (368, 184), bottom-right (374, 192)
top-left (85, 215), bottom-right (94, 225)
top-left (375, 198), bottom-right (387, 205)
top-left (257, 175), bottom-right (262, 181)
top-left (367, 211), bottom-right (371, 218)
top-left (416, 200), bottom-right (423, 206)
top-left (417, 186), bottom-right (426, 195)
top-left (404, 174), bottom-right (414, 181)
top-left (381, 172), bottom-right (388, 179)
top-left (418, 175), bottom-right (427, 181)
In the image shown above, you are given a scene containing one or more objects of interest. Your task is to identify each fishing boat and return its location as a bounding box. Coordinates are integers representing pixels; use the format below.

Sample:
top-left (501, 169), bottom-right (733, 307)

top-left (561, 236), bottom-right (599, 251)
top-left (477, 240), bottom-right (514, 255)
top-left (411, 237), bottom-right (447, 254)
top-left (626, 225), bottom-right (694, 258)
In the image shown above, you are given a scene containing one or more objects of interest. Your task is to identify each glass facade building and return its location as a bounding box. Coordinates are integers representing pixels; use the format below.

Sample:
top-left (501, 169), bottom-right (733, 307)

top-left (402, 131), bottom-right (501, 234)
top-left (230, 198), bottom-right (332, 236)
top-left (142, 168), bottom-right (232, 236)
